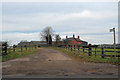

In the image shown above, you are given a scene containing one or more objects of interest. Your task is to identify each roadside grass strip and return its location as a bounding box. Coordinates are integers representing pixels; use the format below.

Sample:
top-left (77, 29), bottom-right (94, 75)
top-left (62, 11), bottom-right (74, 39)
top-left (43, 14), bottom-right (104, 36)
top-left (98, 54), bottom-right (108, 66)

top-left (2, 47), bottom-right (39, 62)
top-left (49, 47), bottom-right (119, 65)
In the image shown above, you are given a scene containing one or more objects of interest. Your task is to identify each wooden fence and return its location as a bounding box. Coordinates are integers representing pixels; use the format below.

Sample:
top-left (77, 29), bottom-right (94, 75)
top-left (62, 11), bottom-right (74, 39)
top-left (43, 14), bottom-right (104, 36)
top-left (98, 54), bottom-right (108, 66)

top-left (2, 44), bottom-right (37, 56)
top-left (63, 44), bottom-right (120, 58)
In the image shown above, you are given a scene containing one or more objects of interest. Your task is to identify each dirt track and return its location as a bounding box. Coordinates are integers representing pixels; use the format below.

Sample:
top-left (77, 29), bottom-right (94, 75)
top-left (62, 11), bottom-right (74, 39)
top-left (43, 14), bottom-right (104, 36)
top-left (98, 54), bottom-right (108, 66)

top-left (2, 48), bottom-right (118, 78)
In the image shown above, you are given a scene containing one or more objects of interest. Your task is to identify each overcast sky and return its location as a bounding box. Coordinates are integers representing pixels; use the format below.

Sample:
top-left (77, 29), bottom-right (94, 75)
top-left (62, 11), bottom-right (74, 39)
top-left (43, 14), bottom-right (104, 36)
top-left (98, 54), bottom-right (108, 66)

top-left (1, 1), bottom-right (119, 45)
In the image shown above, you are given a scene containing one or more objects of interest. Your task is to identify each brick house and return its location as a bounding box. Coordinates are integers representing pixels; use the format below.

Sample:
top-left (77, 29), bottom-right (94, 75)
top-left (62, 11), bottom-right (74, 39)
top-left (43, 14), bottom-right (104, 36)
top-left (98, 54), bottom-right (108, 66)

top-left (64, 34), bottom-right (88, 47)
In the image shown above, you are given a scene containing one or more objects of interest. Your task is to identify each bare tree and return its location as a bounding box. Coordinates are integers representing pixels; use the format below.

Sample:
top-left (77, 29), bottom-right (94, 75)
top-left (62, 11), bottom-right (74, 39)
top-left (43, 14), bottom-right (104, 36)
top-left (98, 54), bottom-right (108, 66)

top-left (40, 26), bottom-right (54, 45)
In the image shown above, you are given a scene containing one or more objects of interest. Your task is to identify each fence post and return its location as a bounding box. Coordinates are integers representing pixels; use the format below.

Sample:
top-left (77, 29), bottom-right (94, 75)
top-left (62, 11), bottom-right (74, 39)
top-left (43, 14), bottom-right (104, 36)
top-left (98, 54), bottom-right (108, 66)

top-left (65, 45), bottom-right (66, 50)
top-left (95, 47), bottom-right (96, 57)
top-left (64, 45), bottom-right (65, 50)
top-left (83, 46), bottom-right (84, 53)
top-left (2, 42), bottom-right (8, 55)
top-left (13, 47), bottom-right (15, 52)
top-left (35, 45), bottom-right (36, 48)
top-left (66, 45), bottom-right (67, 50)
top-left (89, 44), bottom-right (92, 56)
top-left (4, 42), bottom-right (8, 55)
top-left (68, 45), bottom-right (69, 50)
top-left (71, 45), bottom-right (72, 52)
top-left (74, 45), bottom-right (75, 54)
top-left (4, 45), bottom-right (7, 55)
top-left (78, 46), bottom-right (79, 53)
top-left (26, 46), bottom-right (27, 51)
top-left (101, 47), bottom-right (104, 58)
top-left (13, 45), bottom-right (16, 52)
top-left (21, 46), bottom-right (23, 53)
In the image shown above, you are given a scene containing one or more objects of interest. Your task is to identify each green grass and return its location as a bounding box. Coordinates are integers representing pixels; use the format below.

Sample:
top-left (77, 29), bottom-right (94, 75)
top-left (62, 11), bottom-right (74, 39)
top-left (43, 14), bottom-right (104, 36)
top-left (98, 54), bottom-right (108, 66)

top-left (2, 47), bottom-right (39, 62)
top-left (49, 47), bottom-right (119, 65)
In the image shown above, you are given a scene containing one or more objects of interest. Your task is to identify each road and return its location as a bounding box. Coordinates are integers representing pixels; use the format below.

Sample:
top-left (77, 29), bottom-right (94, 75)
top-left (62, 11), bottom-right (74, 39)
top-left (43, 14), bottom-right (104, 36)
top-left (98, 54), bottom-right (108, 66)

top-left (2, 48), bottom-right (118, 78)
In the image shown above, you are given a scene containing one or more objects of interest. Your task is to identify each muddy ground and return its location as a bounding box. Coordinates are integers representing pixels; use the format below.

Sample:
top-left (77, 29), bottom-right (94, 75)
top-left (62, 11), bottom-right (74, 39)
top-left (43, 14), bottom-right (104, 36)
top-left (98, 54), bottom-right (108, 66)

top-left (2, 48), bottom-right (118, 78)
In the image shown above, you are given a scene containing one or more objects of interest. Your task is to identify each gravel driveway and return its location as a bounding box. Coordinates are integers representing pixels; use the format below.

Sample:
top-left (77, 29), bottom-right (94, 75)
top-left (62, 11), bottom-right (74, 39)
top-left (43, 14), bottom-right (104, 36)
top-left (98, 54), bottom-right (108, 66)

top-left (2, 48), bottom-right (118, 78)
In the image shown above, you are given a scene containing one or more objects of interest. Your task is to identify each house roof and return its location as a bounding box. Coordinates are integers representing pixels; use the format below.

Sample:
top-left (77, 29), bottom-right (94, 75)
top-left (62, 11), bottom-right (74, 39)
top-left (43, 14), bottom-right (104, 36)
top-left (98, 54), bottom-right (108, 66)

top-left (64, 37), bottom-right (87, 44)
top-left (75, 38), bottom-right (87, 43)
top-left (64, 37), bottom-right (73, 43)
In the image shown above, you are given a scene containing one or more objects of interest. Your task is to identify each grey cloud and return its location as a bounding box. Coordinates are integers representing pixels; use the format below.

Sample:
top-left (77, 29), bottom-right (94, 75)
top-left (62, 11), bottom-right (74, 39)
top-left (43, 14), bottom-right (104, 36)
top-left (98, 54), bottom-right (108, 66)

top-left (2, 2), bottom-right (118, 44)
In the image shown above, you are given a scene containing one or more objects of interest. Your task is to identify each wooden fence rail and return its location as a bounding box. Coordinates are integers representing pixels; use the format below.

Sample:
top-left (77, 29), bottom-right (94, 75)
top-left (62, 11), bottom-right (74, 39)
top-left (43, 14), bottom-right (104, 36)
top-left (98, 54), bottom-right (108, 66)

top-left (63, 44), bottom-right (120, 58)
top-left (2, 44), bottom-right (37, 56)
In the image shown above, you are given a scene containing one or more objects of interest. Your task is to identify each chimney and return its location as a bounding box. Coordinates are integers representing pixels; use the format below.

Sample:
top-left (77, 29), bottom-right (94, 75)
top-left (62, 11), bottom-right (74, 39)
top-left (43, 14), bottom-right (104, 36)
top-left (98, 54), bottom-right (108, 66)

top-left (78, 35), bottom-right (79, 39)
top-left (66, 36), bottom-right (68, 39)
top-left (73, 34), bottom-right (75, 38)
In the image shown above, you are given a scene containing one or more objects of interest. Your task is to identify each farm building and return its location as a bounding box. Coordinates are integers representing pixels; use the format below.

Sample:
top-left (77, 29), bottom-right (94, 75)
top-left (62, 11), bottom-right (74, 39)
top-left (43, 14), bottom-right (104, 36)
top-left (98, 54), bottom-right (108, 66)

top-left (30, 41), bottom-right (47, 46)
top-left (64, 34), bottom-right (88, 47)
top-left (52, 41), bottom-right (64, 47)
top-left (18, 41), bottom-right (47, 47)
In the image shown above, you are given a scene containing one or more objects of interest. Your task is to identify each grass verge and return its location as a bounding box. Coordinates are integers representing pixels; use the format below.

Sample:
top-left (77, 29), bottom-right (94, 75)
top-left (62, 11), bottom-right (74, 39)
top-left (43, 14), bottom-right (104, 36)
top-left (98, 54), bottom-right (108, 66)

top-left (2, 48), bottom-right (39, 62)
top-left (48, 47), bottom-right (119, 65)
